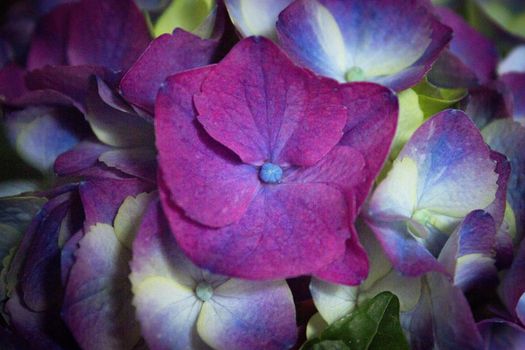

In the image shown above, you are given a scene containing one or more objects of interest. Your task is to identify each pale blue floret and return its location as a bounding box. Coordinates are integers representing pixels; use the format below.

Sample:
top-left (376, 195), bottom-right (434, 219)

top-left (259, 163), bottom-right (283, 184)
top-left (195, 281), bottom-right (214, 302)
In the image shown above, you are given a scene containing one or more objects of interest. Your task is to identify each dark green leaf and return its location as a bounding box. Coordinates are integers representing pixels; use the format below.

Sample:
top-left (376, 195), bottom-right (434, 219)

top-left (302, 292), bottom-right (408, 350)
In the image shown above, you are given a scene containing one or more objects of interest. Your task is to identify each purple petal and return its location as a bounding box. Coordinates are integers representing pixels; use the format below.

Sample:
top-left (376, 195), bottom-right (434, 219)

top-left (438, 210), bottom-right (497, 292)
top-left (276, 0), bottom-right (451, 90)
top-left (60, 229), bottom-right (82, 287)
top-left (156, 66), bottom-right (261, 228)
top-left (120, 29), bottom-right (219, 114)
top-left (338, 82), bottom-right (398, 206)
top-left (433, 6), bottom-right (498, 86)
top-left (283, 145), bottom-right (367, 199)
top-left (26, 3), bottom-right (72, 70)
top-left (224, 0), bottom-right (293, 40)
top-left (62, 224), bottom-right (141, 350)
top-left (99, 148), bottom-right (157, 183)
top-left (194, 37), bottom-right (348, 166)
top-left (478, 319), bottom-right (525, 350)
top-left (313, 225), bottom-right (369, 285)
top-left (403, 272), bottom-right (484, 349)
top-left (67, 0), bottom-right (151, 72)
top-left (426, 50), bottom-right (480, 89)
top-left (25, 65), bottom-right (117, 112)
top-left (86, 77), bottom-right (155, 148)
top-left (79, 178), bottom-right (153, 228)
top-left (500, 73), bottom-right (525, 124)
top-left (0, 63), bottom-right (28, 102)
top-left (54, 139), bottom-right (113, 176)
top-left (161, 178), bottom-right (349, 280)
top-left (484, 151), bottom-right (510, 230)
top-left (482, 119), bottom-right (525, 237)
top-left (500, 239), bottom-right (525, 320)
top-left (366, 220), bottom-right (446, 276)
top-left (17, 192), bottom-right (74, 312)
top-left (5, 291), bottom-right (75, 350)
top-left (462, 86), bottom-right (508, 129)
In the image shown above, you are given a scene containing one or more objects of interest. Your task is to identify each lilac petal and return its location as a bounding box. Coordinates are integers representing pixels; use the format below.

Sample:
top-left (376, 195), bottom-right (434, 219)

top-left (67, 0), bottom-right (151, 72)
top-left (5, 291), bottom-right (75, 349)
top-left (426, 50), bottom-right (479, 89)
top-left (500, 239), bottom-right (525, 320)
top-left (194, 37), bottom-right (348, 166)
top-left (338, 82), bottom-right (398, 206)
top-left (54, 139), bottom-right (113, 176)
top-left (403, 272), bottom-right (484, 350)
top-left (276, 0), bottom-right (451, 90)
top-left (484, 151), bottom-right (511, 229)
top-left (99, 148), bottom-right (157, 183)
top-left (162, 179), bottom-right (349, 280)
top-left (120, 29), bottom-right (219, 114)
top-left (62, 224), bottom-right (141, 350)
top-left (366, 219), bottom-right (446, 276)
top-left (79, 178), bottom-right (153, 228)
top-left (18, 192), bottom-right (73, 312)
top-left (86, 77), bottom-right (155, 148)
top-left (399, 110), bottom-right (498, 217)
top-left (60, 229), bottom-right (82, 286)
top-left (26, 3), bottom-right (72, 70)
top-left (4, 106), bottom-right (86, 173)
top-left (433, 6), bottom-right (498, 86)
top-left (224, 0), bottom-right (293, 40)
top-left (499, 45), bottom-right (525, 74)
top-left (368, 110), bottom-right (499, 275)
top-left (372, 110), bottom-right (498, 220)
top-left (438, 210), bottom-right (497, 292)
top-left (482, 119), bottom-right (525, 237)
top-left (197, 278), bottom-right (297, 350)
top-left (500, 73), bottom-right (525, 124)
top-left (518, 294), bottom-right (525, 325)
top-left (462, 86), bottom-right (508, 130)
top-left (156, 67), bottom-right (261, 228)
top-left (478, 319), bottom-right (525, 350)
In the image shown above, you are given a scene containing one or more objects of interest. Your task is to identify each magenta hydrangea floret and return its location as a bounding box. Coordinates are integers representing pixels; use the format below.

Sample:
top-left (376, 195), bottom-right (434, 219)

top-left (156, 37), bottom-right (398, 284)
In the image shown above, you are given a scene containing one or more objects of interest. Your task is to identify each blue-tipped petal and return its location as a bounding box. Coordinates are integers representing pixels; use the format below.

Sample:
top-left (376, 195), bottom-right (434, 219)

top-left (367, 110), bottom-right (499, 275)
top-left (277, 0), bottom-right (451, 90)
top-left (438, 210), bottom-right (497, 292)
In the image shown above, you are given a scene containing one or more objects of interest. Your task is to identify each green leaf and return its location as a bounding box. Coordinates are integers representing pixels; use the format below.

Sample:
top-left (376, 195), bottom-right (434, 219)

top-left (153, 0), bottom-right (215, 37)
top-left (413, 80), bottom-right (467, 118)
top-left (303, 339), bottom-right (351, 350)
top-left (302, 292), bottom-right (409, 350)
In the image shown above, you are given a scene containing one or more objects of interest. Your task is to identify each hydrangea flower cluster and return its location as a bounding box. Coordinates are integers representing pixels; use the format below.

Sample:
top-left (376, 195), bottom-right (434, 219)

top-left (0, 0), bottom-right (524, 349)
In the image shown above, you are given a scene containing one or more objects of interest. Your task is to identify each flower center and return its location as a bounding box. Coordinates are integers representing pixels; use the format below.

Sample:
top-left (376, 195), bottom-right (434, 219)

top-left (259, 163), bottom-right (283, 184)
top-left (195, 281), bottom-right (213, 302)
top-left (345, 66), bottom-right (365, 82)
